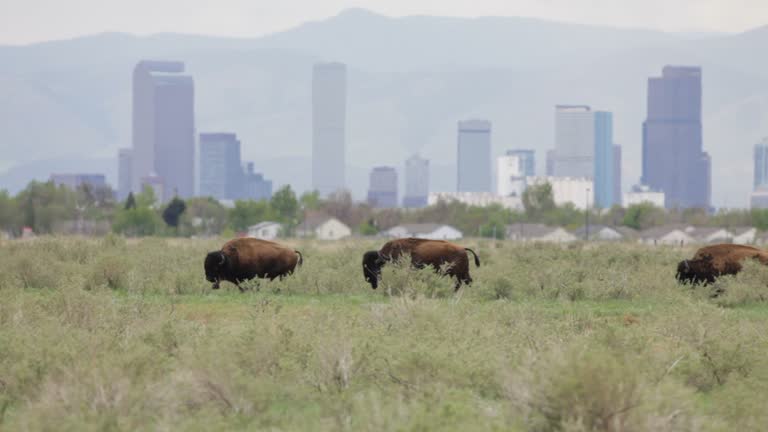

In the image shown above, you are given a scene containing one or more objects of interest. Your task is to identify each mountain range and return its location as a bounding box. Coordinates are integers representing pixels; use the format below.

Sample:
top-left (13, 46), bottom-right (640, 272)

top-left (0, 8), bottom-right (767, 206)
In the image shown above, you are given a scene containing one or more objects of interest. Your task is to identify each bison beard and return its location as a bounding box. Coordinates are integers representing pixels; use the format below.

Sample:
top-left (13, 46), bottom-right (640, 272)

top-left (362, 238), bottom-right (480, 291)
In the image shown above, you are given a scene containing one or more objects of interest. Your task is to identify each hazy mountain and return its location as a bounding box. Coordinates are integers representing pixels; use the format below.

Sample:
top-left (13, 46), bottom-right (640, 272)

top-left (0, 9), bottom-right (766, 206)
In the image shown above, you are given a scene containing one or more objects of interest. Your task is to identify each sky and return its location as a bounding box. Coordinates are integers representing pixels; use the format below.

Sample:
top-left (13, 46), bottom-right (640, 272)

top-left (1, 0), bottom-right (767, 45)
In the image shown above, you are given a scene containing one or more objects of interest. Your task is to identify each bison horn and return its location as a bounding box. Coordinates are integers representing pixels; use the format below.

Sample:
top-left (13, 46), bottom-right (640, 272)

top-left (218, 253), bottom-right (226, 265)
top-left (683, 259), bottom-right (690, 272)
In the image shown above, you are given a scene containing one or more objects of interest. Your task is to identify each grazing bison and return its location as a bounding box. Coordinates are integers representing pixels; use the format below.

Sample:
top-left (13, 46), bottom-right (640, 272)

top-left (204, 238), bottom-right (303, 291)
top-left (676, 244), bottom-right (768, 285)
top-left (362, 238), bottom-right (480, 291)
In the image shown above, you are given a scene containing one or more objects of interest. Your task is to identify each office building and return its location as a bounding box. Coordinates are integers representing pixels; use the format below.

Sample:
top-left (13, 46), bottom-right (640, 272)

top-left (367, 166), bottom-right (398, 208)
top-left (403, 154), bottom-right (429, 208)
top-left (132, 60), bottom-right (195, 202)
top-left (526, 176), bottom-right (593, 210)
top-left (243, 162), bottom-right (272, 201)
top-left (506, 149), bottom-right (535, 176)
top-left (457, 119), bottom-right (491, 192)
top-left (117, 148), bottom-right (133, 201)
top-left (199, 133), bottom-right (243, 200)
top-left (613, 145), bottom-right (622, 207)
top-left (312, 62), bottom-right (347, 196)
top-left (624, 184), bottom-right (665, 208)
top-left (754, 138), bottom-right (768, 189)
top-left (641, 66), bottom-right (710, 209)
top-left (496, 154), bottom-right (526, 197)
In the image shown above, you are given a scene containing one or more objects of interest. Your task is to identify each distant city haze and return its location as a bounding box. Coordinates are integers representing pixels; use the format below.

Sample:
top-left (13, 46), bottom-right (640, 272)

top-left (0, 7), bottom-right (767, 207)
top-left (2, 0), bottom-right (768, 44)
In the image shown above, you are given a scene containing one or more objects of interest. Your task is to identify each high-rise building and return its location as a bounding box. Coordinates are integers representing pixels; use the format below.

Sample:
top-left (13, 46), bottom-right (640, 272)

top-left (613, 145), bottom-right (622, 207)
top-left (545, 149), bottom-right (556, 176)
top-left (593, 111), bottom-right (615, 208)
top-left (199, 133), bottom-right (243, 200)
top-left (312, 62), bottom-right (347, 197)
top-left (132, 60), bottom-right (195, 202)
top-left (496, 154), bottom-right (526, 197)
top-left (243, 162), bottom-right (273, 201)
top-left (457, 119), bottom-right (492, 192)
top-left (642, 66), bottom-right (710, 209)
top-left (367, 166), bottom-right (398, 208)
top-left (117, 148), bottom-right (133, 202)
top-left (403, 154), bottom-right (429, 208)
top-left (552, 105), bottom-right (594, 178)
top-left (506, 149), bottom-right (535, 177)
top-left (551, 106), bottom-right (615, 208)
top-left (754, 138), bottom-right (768, 189)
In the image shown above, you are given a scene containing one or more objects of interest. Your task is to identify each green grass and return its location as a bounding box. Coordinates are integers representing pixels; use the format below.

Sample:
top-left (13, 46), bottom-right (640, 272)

top-left (1, 237), bottom-right (768, 430)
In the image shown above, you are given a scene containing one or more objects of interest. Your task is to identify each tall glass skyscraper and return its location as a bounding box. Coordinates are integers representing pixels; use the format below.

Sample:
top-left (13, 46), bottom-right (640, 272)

top-left (754, 138), bottom-right (768, 189)
top-left (199, 133), bottom-right (243, 200)
top-left (312, 62), bottom-right (347, 197)
top-left (642, 66), bottom-right (710, 209)
top-left (367, 166), bottom-right (398, 208)
top-left (593, 111), bottom-right (614, 208)
top-left (132, 60), bottom-right (195, 202)
top-left (403, 154), bottom-right (429, 208)
top-left (457, 120), bottom-right (491, 192)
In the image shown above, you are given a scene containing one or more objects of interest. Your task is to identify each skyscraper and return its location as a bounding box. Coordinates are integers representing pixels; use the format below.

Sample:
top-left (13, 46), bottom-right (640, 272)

top-left (367, 166), bottom-right (398, 208)
top-left (496, 154), bottom-right (526, 197)
top-left (754, 138), bottom-right (768, 189)
top-left (243, 162), bottom-right (273, 201)
top-left (506, 149), bottom-right (535, 177)
top-left (642, 66), bottom-right (710, 209)
top-left (199, 133), bottom-right (244, 200)
top-left (553, 105), bottom-right (594, 178)
top-left (551, 106), bottom-right (615, 208)
top-left (117, 148), bottom-right (133, 202)
top-left (457, 120), bottom-right (491, 192)
top-left (613, 144), bottom-right (622, 207)
top-left (403, 154), bottom-right (429, 208)
top-left (593, 111), bottom-right (614, 208)
top-left (132, 60), bottom-right (195, 202)
top-left (312, 62), bottom-right (347, 197)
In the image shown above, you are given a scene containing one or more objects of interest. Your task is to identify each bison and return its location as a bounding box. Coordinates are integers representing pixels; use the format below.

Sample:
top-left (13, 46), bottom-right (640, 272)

top-left (204, 238), bottom-right (303, 292)
top-left (676, 243), bottom-right (768, 285)
top-left (362, 238), bottom-right (480, 291)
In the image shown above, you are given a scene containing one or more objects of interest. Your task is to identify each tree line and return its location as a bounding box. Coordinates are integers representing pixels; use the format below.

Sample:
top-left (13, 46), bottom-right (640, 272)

top-left (0, 181), bottom-right (766, 238)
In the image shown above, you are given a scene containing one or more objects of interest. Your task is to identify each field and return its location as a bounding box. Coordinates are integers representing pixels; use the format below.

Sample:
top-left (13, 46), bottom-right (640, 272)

top-left (1, 237), bottom-right (768, 431)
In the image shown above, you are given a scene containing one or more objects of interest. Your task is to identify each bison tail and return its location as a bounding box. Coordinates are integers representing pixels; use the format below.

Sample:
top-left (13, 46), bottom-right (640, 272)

top-left (295, 250), bottom-right (303, 267)
top-left (465, 248), bottom-right (480, 267)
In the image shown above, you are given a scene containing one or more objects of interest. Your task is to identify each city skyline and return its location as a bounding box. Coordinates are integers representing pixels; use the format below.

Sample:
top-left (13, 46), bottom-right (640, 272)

top-left (312, 62), bottom-right (348, 197)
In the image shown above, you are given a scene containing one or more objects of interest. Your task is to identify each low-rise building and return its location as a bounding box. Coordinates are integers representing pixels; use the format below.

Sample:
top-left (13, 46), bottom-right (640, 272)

top-left (506, 223), bottom-right (578, 243)
top-left (639, 226), bottom-right (694, 245)
top-left (731, 227), bottom-right (757, 244)
top-left (247, 221), bottom-right (283, 240)
top-left (384, 223), bottom-right (463, 240)
top-left (428, 192), bottom-right (522, 210)
top-left (526, 176), bottom-right (593, 210)
top-left (572, 225), bottom-right (627, 241)
top-left (624, 184), bottom-right (665, 208)
top-left (297, 214), bottom-right (351, 240)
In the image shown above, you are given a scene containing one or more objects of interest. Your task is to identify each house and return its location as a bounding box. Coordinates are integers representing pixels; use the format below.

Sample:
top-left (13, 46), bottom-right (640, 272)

top-left (506, 223), bottom-right (578, 243)
top-left (686, 227), bottom-right (733, 244)
top-left (731, 227), bottom-right (757, 244)
top-left (296, 214), bottom-right (351, 241)
top-left (247, 221), bottom-right (283, 240)
top-left (384, 223), bottom-right (463, 240)
top-left (572, 224), bottom-right (625, 241)
top-left (639, 226), bottom-right (694, 245)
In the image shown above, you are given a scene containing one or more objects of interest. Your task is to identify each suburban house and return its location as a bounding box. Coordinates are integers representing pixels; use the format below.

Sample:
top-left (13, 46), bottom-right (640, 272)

top-left (639, 226), bottom-right (695, 245)
top-left (383, 223), bottom-right (463, 240)
top-left (506, 223), bottom-right (578, 243)
top-left (247, 221), bottom-right (283, 240)
top-left (686, 227), bottom-right (733, 244)
top-left (296, 214), bottom-right (351, 241)
top-left (572, 224), bottom-right (629, 241)
top-left (731, 227), bottom-right (757, 244)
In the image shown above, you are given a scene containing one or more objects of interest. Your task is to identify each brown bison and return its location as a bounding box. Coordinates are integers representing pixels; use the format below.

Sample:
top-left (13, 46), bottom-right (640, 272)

top-left (204, 238), bottom-right (303, 291)
top-left (676, 243), bottom-right (768, 285)
top-left (362, 238), bottom-right (480, 291)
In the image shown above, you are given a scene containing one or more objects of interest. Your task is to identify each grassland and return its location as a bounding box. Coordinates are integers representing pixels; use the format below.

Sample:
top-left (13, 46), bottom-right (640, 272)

top-left (1, 236), bottom-right (768, 431)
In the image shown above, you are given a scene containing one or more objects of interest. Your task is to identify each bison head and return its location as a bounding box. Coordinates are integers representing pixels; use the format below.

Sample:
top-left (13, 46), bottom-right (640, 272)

top-left (362, 251), bottom-right (385, 289)
top-left (676, 255), bottom-right (716, 285)
top-left (204, 251), bottom-right (228, 289)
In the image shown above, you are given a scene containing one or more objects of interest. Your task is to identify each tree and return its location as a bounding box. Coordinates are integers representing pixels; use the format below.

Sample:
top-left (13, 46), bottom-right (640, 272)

top-left (135, 185), bottom-right (157, 208)
top-left (622, 203), bottom-right (665, 230)
top-left (124, 192), bottom-right (137, 210)
top-left (228, 200), bottom-right (276, 232)
top-left (182, 197), bottom-right (229, 236)
top-left (300, 190), bottom-right (322, 211)
top-left (271, 185), bottom-right (299, 223)
top-left (162, 197), bottom-right (187, 229)
top-left (113, 207), bottom-right (163, 236)
top-left (522, 183), bottom-right (556, 221)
